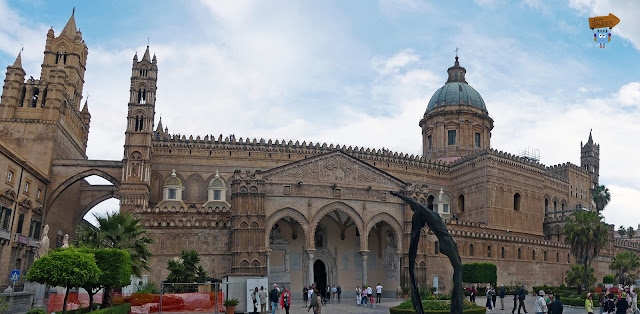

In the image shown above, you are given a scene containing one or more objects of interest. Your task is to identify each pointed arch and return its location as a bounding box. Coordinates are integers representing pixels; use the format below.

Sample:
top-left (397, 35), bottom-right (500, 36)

top-left (265, 207), bottom-right (310, 249)
top-left (310, 201), bottom-right (364, 251)
top-left (364, 212), bottom-right (403, 252)
top-left (46, 169), bottom-right (121, 218)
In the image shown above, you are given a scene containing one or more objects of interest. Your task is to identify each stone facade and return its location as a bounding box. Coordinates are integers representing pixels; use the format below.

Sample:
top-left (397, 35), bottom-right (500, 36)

top-left (0, 13), bottom-right (637, 294)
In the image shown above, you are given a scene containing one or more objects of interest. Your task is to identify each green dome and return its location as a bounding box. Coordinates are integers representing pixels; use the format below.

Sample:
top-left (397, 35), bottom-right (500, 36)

top-left (425, 56), bottom-right (487, 114)
top-left (163, 170), bottom-right (183, 187)
top-left (426, 82), bottom-right (486, 113)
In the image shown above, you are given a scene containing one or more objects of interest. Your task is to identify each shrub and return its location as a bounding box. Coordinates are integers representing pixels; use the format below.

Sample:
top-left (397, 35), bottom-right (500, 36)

top-left (136, 282), bottom-right (160, 294)
top-left (88, 303), bottom-right (131, 314)
top-left (603, 275), bottom-right (615, 284)
top-left (26, 309), bottom-right (47, 314)
top-left (462, 263), bottom-right (497, 285)
top-left (223, 298), bottom-right (239, 306)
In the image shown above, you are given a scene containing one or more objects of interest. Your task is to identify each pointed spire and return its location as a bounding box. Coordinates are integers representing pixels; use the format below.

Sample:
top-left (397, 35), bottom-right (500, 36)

top-left (142, 46), bottom-right (151, 62)
top-left (156, 117), bottom-right (163, 133)
top-left (588, 129), bottom-right (593, 144)
top-left (81, 99), bottom-right (89, 113)
top-left (60, 10), bottom-right (77, 39)
top-left (12, 51), bottom-right (23, 68)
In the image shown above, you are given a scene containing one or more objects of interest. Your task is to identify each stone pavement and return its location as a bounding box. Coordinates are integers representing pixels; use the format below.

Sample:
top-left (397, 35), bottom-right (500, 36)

top-left (286, 297), bottom-right (403, 313)
top-left (473, 296), bottom-right (585, 314)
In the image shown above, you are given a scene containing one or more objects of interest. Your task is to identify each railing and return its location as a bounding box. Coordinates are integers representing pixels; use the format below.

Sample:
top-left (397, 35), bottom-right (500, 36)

top-left (0, 228), bottom-right (10, 241)
top-left (28, 237), bottom-right (40, 248)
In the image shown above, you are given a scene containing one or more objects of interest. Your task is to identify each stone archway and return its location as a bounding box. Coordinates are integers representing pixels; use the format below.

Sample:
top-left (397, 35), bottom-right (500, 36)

top-left (264, 207), bottom-right (310, 250)
top-left (47, 168), bottom-right (120, 213)
top-left (364, 212), bottom-right (403, 252)
top-left (310, 201), bottom-right (364, 250)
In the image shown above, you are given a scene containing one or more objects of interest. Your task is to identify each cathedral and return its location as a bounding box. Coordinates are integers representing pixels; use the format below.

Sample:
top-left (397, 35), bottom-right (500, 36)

top-left (1, 13), bottom-right (638, 305)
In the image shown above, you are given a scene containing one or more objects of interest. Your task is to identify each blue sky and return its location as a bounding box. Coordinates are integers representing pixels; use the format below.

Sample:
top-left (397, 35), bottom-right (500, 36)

top-left (1, 0), bottom-right (639, 228)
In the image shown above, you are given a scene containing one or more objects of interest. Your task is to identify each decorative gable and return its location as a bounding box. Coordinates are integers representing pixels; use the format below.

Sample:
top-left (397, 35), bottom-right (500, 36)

top-left (263, 151), bottom-right (405, 189)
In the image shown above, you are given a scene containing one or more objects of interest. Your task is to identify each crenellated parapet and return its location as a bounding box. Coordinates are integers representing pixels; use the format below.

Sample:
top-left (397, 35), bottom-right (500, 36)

top-left (447, 219), bottom-right (569, 249)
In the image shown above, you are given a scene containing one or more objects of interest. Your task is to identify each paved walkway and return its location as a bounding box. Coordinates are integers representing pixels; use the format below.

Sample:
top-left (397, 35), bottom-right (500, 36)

top-left (473, 296), bottom-right (585, 314)
top-left (287, 297), bottom-right (404, 313)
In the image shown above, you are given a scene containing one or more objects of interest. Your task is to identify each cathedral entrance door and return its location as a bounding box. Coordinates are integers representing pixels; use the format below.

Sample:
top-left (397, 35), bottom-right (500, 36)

top-left (313, 260), bottom-right (327, 298)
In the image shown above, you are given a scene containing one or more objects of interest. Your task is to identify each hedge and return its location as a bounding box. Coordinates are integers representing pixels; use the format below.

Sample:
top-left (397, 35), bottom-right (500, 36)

top-left (390, 306), bottom-right (486, 314)
top-left (88, 303), bottom-right (131, 314)
top-left (559, 297), bottom-right (599, 307)
top-left (462, 263), bottom-right (497, 284)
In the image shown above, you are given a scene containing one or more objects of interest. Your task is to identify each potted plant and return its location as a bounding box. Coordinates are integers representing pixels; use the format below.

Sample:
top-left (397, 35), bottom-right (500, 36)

top-left (223, 298), bottom-right (239, 314)
top-left (401, 286), bottom-right (410, 298)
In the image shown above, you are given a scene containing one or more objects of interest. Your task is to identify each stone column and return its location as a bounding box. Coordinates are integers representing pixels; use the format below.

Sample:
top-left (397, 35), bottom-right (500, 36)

top-left (360, 250), bottom-right (369, 286)
top-left (266, 251), bottom-right (271, 281)
top-left (306, 250), bottom-right (315, 286)
top-left (396, 253), bottom-right (401, 281)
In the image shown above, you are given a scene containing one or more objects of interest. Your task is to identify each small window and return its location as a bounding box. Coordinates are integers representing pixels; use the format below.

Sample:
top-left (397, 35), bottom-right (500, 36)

top-left (532, 250), bottom-right (536, 260)
top-left (561, 203), bottom-right (565, 210)
top-left (7, 171), bottom-right (13, 183)
top-left (168, 188), bottom-right (177, 200)
top-left (487, 246), bottom-right (491, 258)
top-left (553, 201), bottom-right (557, 211)
top-left (0, 206), bottom-right (11, 229)
top-left (427, 135), bottom-right (432, 150)
top-left (442, 204), bottom-right (449, 213)
top-left (427, 195), bottom-right (434, 211)
top-left (447, 130), bottom-right (456, 145)
top-left (474, 132), bottom-right (481, 148)
top-left (544, 251), bottom-right (547, 261)
top-left (514, 193), bottom-right (521, 211)
top-left (567, 254), bottom-right (570, 263)
top-left (434, 241), bottom-right (439, 255)
top-left (518, 248), bottom-right (522, 260)
top-left (213, 190), bottom-right (222, 200)
top-left (24, 182), bottom-right (30, 193)
top-left (455, 72), bottom-right (458, 79)
top-left (469, 244), bottom-right (474, 257)
top-left (501, 247), bottom-right (505, 259)
top-left (545, 199), bottom-right (549, 212)
top-left (556, 252), bottom-right (559, 262)
top-left (29, 219), bottom-right (42, 239)
top-left (458, 195), bottom-right (465, 212)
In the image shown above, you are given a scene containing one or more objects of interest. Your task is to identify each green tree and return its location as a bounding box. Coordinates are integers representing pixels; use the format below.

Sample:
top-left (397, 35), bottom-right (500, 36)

top-left (26, 248), bottom-right (100, 314)
top-left (79, 248), bottom-right (132, 309)
top-left (166, 249), bottom-right (208, 292)
top-left (563, 210), bottom-right (610, 292)
top-left (565, 264), bottom-right (596, 290)
top-left (592, 185), bottom-right (611, 212)
top-left (618, 226), bottom-right (627, 237)
top-left (75, 212), bottom-right (153, 307)
top-left (609, 251), bottom-right (640, 286)
top-left (627, 226), bottom-right (635, 239)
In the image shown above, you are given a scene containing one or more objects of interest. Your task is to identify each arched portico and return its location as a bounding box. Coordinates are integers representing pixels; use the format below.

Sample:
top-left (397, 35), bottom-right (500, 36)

top-left (309, 201), bottom-right (365, 250)
top-left (264, 207), bottom-right (310, 250)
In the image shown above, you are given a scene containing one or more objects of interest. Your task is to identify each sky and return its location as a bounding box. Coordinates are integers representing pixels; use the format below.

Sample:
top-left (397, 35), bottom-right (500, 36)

top-left (0, 0), bottom-right (639, 229)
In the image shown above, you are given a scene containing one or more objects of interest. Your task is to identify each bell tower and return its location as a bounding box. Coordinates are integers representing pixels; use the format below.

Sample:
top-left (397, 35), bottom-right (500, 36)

top-left (0, 11), bottom-right (90, 174)
top-left (581, 130), bottom-right (600, 189)
top-left (120, 46), bottom-right (157, 214)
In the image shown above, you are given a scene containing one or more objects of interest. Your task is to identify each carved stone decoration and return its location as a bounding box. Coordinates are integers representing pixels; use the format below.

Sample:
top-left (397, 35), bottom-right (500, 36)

top-left (382, 230), bottom-right (398, 278)
top-left (269, 223), bottom-right (287, 245)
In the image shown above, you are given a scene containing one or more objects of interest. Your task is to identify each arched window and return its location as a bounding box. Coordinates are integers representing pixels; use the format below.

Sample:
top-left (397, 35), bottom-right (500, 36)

top-left (544, 198), bottom-right (549, 212)
top-left (501, 247), bottom-right (505, 259)
top-left (567, 254), bottom-right (570, 263)
top-left (544, 251), bottom-right (547, 261)
top-left (41, 88), bottom-right (47, 107)
top-left (30, 88), bottom-right (39, 107)
top-left (427, 195), bottom-right (434, 211)
top-left (134, 116), bottom-right (139, 131)
top-left (19, 87), bottom-right (26, 107)
top-left (487, 245), bottom-right (491, 258)
top-left (517, 248), bottom-right (521, 259)
top-left (434, 241), bottom-right (439, 255)
top-left (469, 244), bottom-right (474, 256)
top-left (532, 250), bottom-right (535, 260)
top-left (561, 203), bottom-right (565, 210)
top-left (553, 201), bottom-right (557, 211)
top-left (514, 193), bottom-right (521, 211)
top-left (458, 194), bottom-right (465, 213)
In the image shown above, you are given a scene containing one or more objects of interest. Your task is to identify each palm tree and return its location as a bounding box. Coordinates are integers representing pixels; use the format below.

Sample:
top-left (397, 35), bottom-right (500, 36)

top-left (592, 185), bottom-right (611, 212)
top-left (618, 226), bottom-right (627, 237)
top-left (76, 212), bottom-right (153, 306)
top-left (627, 226), bottom-right (635, 239)
top-left (610, 251), bottom-right (640, 286)
top-left (563, 210), bottom-right (610, 293)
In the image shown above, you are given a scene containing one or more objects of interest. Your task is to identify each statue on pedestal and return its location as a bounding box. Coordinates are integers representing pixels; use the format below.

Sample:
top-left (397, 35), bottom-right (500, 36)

top-left (391, 191), bottom-right (463, 314)
top-left (36, 224), bottom-right (50, 259)
top-left (62, 234), bottom-right (69, 248)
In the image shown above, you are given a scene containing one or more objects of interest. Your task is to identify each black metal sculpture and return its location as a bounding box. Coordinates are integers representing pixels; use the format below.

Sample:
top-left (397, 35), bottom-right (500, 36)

top-left (390, 191), bottom-right (463, 314)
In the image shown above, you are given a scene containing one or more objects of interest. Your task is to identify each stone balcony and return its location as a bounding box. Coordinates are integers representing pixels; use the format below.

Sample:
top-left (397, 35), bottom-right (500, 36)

top-left (0, 228), bottom-right (10, 245)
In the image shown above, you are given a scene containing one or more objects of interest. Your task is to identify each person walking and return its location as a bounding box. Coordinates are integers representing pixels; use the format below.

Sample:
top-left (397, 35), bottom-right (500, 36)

top-left (491, 286), bottom-right (497, 309)
top-left (355, 286), bottom-right (362, 305)
top-left (603, 293), bottom-right (615, 314)
top-left (585, 292), bottom-right (594, 314)
top-left (252, 287), bottom-right (260, 314)
top-left (518, 285), bottom-right (528, 314)
top-left (280, 286), bottom-right (291, 314)
top-left (598, 291), bottom-right (605, 314)
top-left (534, 290), bottom-right (548, 314)
top-left (362, 286), bottom-right (368, 305)
top-left (259, 286), bottom-right (268, 314)
top-left (485, 285), bottom-right (494, 310)
top-left (331, 285), bottom-right (337, 301)
top-left (307, 287), bottom-right (321, 314)
top-left (466, 285), bottom-right (477, 303)
top-left (303, 286), bottom-right (308, 308)
top-left (337, 285), bottom-right (341, 303)
top-left (376, 283), bottom-right (383, 303)
top-left (270, 284), bottom-right (279, 314)
top-left (548, 296), bottom-right (564, 314)
top-left (499, 285), bottom-right (506, 310)
top-left (512, 289), bottom-right (519, 314)
top-left (616, 292), bottom-right (629, 314)
top-left (326, 285), bottom-right (331, 303)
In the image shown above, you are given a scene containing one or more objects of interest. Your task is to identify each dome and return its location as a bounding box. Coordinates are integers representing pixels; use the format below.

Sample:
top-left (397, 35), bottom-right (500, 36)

top-left (426, 82), bottom-right (486, 112)
top-left (163, 169), bottom-right (183, 187)
top-left (425, 56), bottom-right (487, 114)
top-left (208, 171), bottom-right (226, 189)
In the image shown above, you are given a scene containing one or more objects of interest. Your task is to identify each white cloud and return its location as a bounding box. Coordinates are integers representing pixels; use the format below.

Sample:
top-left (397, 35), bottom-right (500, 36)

top-left (602, 185), bottom-right (640, 229)
top-left (568, 0), bottom-right (640, 50)
top-left (372, 49), bottom-right (420, 75)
